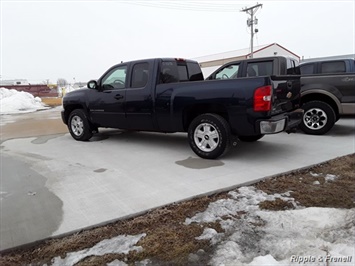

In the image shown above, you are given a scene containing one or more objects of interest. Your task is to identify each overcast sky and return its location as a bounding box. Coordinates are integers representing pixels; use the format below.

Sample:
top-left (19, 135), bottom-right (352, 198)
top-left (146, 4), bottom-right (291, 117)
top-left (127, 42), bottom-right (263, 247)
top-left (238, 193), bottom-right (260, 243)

top-left (1, 0), bottom-right (354, 84)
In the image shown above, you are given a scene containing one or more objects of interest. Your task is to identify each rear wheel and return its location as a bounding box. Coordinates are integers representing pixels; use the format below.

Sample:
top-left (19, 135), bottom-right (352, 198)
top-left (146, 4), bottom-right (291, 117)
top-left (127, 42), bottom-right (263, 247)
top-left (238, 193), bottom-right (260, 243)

top-left (238, 134), bottom-right (264, 142)
top-left (299, 101), bottom-right (336, 135)
top-left (68, 109), bottom-right (93, 141)
top-left (188, 113), bottom-right (231, 159)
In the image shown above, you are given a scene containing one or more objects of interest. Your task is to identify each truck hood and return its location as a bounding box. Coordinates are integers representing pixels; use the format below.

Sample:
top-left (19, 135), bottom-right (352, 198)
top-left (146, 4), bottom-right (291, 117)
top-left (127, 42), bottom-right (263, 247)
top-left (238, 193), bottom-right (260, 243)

top-left (62, 88), bottom-right (89, 106)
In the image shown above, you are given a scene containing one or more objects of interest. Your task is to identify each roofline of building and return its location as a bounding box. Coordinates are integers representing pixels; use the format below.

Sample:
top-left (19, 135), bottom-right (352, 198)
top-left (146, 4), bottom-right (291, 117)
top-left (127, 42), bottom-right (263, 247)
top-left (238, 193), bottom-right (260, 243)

top-left (245, 43), bottom-right (300, 60)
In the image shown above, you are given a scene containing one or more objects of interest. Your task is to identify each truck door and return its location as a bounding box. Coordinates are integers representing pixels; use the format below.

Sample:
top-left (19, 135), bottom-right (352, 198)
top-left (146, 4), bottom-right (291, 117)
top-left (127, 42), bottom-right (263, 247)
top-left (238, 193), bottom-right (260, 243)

top-left (125, 61), bottom-right (155, 130)
top-left (319, 61), bottom-right (355, 104)
top-left (87, 64), bottom-right (128, 129)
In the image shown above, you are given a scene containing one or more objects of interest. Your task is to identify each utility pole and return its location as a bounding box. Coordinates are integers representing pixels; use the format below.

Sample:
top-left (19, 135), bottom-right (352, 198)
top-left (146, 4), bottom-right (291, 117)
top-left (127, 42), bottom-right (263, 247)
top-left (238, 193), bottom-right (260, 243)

top-left (241, 3), bottom-right (263, 58)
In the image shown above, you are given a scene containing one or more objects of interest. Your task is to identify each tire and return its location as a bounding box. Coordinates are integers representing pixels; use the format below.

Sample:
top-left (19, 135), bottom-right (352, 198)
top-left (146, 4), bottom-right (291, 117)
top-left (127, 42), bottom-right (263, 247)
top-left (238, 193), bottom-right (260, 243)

top-left (188, 113), bottom-right (231, 159)
top-left (68, 109), bottom-right (93, 141)
top-left (299, 101), bottom-right (336, 135)
top-left (238, 134), bottom-right (264, 142)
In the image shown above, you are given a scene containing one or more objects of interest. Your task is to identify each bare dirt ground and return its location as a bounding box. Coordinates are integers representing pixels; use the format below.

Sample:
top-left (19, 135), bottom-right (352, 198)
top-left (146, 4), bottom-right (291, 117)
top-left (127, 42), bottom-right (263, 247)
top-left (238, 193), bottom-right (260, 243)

top-left (0, 154), bottom-right (354, 266)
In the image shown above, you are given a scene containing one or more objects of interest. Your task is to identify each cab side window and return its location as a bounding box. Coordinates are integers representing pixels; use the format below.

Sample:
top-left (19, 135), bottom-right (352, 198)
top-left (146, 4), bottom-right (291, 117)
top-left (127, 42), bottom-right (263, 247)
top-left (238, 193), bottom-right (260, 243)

top-left (101, 65), bottom-right (127, 90)
top-left (300, 64), bottom-right (315, 75)
top-left (131, 63), bottom-right (149, 88)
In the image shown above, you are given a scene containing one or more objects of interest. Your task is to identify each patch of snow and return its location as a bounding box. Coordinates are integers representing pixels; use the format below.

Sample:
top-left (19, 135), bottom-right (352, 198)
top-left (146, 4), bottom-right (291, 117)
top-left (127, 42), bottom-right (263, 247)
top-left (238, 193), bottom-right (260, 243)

top-left (51, 233), bottom-right (146, 266)
top-left (246, 254), bottom-right (281, 265)
top-left (186, 186), bottom-right (355, 265)
top-left (313, 181), bottom-right (321, 185)
top-left (106, 260), bottom-right (128, 266)
top-left (0, 87), bottom-right (49, 114)
top-left (106, 258), bottom-right (151, 266)
top-left (196, 228), bottom-right (224, 245)
top-left (325, 174), bottom-right (338, 182)
top-left (310, 172), bottom-right (321, 177)
top-left (185, 187), bottom-right (299, 225)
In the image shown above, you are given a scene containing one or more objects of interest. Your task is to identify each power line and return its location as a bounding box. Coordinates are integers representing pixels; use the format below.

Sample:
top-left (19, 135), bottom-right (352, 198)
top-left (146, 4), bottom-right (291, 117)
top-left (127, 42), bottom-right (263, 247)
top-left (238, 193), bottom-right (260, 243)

top-left (124, 1), bottom-right (240, 12)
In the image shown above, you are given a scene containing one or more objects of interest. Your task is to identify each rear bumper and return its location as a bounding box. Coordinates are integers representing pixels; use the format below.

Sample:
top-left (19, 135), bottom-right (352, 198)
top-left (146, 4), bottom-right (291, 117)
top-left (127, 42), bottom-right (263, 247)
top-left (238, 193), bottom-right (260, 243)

top-left (257, 109), bottom-right (304, 134)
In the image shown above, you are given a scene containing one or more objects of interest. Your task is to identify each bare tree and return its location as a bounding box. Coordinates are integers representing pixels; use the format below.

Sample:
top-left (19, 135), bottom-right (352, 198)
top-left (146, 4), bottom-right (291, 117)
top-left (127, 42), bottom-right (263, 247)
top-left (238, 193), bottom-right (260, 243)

top-left (57, 78), bottom-right (68, 87)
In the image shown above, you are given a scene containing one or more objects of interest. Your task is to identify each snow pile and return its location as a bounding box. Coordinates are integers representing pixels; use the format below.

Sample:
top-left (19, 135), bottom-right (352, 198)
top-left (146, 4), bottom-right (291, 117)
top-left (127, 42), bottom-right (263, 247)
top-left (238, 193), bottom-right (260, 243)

top-left (51, 233), bottom-right (146, 266)
top-left (0, 87), bottom-right (48, 114)
top-left (186, 186), bottom-right (355, 266)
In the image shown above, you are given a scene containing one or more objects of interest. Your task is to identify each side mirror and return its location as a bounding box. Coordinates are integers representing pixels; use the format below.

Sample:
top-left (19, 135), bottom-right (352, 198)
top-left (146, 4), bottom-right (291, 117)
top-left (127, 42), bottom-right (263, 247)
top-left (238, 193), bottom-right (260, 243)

top-left (87, 80), bottom-right (98, 89)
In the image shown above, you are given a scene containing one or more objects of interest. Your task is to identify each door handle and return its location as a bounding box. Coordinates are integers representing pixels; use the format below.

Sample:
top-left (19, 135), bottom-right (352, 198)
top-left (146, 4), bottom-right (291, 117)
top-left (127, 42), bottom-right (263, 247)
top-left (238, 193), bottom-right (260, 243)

top-left (287, 81), bottom-right (293, 89)
top-left (114, 94), bottom-right (124, 100)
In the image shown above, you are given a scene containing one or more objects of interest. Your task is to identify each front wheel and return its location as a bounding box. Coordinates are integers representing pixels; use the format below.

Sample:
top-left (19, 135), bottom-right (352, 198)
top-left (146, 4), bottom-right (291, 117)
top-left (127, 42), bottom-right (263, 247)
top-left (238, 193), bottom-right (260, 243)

top-left (68, 109), bottom-right (93, 141)
top-left (188, 113), bottom-right (231, 159)
top-left (299, 101), bottom-right (336, 135)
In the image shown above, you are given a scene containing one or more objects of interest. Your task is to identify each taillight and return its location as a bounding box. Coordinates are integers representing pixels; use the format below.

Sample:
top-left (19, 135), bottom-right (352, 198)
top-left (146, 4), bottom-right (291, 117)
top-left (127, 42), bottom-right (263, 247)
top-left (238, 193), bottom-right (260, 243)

top-left (254, 85), bottom-right (272, 112)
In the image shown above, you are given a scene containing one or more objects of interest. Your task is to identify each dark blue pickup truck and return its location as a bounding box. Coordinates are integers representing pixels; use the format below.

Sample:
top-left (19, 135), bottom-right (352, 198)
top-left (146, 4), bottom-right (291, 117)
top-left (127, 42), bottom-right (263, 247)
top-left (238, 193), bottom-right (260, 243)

top-left (61, 58), bottom-right (302, 159)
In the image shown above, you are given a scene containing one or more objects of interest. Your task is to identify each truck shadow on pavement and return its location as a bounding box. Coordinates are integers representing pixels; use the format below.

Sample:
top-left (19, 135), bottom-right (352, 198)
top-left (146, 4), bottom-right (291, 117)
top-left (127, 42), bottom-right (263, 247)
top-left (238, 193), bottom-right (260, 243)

top-left (88, 129), bottom-right (294, 162)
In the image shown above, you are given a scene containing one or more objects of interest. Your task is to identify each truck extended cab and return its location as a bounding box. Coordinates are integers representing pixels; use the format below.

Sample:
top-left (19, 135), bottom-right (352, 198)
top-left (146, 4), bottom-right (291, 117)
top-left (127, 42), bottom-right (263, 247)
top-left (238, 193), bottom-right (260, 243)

top-left (208, 56), bottom-right (355, 135)
top-left (61, 58), bottom-right (302, 159)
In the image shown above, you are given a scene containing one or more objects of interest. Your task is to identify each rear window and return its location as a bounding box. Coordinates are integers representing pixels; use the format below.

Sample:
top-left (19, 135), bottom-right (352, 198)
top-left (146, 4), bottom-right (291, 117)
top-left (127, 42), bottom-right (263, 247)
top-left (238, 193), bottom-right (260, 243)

top-left (321, 61), bottom-right (346, 74)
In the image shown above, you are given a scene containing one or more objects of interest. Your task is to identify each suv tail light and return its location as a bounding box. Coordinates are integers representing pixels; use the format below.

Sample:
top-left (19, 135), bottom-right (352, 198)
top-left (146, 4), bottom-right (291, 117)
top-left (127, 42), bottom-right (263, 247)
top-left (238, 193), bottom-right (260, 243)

top-left (254, 85), bottom-right (272, 112)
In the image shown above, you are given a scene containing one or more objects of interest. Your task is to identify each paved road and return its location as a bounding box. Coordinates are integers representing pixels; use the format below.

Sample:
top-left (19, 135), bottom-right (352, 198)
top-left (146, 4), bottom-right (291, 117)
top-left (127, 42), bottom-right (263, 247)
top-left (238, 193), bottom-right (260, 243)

top-left (1, 108), bottom-right (354, 251)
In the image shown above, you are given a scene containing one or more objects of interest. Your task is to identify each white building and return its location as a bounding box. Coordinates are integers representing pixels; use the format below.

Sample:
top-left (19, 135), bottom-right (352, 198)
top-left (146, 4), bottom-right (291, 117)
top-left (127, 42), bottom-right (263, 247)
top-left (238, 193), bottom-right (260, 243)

top-left (0, 79), bottom-right (30, 86)
top-left (194, 43), bottom-right (300, 77)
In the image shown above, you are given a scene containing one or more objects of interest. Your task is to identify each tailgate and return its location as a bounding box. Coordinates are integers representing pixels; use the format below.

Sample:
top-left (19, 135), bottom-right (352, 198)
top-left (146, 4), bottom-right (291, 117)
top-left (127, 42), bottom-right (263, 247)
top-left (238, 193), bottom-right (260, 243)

top-left (270, 75), bottom-right (301, 115)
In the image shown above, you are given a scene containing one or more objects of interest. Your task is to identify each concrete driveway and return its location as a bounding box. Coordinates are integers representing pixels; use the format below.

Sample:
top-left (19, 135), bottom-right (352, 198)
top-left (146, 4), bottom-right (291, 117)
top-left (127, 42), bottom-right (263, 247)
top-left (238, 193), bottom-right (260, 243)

top-left (1, 108), bottom-right (354, 251)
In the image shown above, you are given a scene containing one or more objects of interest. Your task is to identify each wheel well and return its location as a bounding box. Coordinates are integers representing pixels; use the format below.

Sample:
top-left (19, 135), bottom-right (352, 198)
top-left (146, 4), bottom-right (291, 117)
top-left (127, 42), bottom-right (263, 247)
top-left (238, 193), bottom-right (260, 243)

top-left (63, 105), bottom-right (84, 124)
top-left (301, 93), bottom-right (339, 117)
top-left (183, 104), bottom-right (228, 131)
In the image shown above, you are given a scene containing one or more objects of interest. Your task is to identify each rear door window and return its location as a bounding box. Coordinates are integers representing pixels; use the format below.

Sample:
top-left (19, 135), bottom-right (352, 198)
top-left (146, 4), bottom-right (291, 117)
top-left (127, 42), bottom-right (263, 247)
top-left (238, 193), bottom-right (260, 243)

top-left (321, 61), bottom-right (346, 74)
top-left (300, 64), bottom-right (314, 75)
top-left (160, 62), bottom-right (179, 84)
top-left (246, 61), bottom-right (273, 77)
top-left (159, 60), bottom-right (203, 84)
top-left (187, 62), bottom-right (204, 81)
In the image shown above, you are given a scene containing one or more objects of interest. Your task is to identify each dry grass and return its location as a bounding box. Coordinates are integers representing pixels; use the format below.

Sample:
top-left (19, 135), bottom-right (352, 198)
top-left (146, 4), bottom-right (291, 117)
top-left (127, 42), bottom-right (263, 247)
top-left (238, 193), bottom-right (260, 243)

top-left (41, 97), bottom-right (62, 106)
top-left (1, 154), bottom-right (354, 266)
